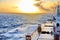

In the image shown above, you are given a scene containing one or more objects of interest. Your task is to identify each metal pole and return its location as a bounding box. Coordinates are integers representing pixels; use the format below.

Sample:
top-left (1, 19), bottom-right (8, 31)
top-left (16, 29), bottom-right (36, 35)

top-left (53, 23), bottom-right (60, 40)
top-left (54, 2), bottom-right (60, 40)
top-left (54, 34), bottom-right (59, 40)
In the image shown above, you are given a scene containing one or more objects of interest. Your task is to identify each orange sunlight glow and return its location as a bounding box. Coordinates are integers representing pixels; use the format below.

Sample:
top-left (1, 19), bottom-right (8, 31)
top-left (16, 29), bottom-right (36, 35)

top-left (17, 0), bottom-right (39, 13)
top-left (16, 0), bottom-right (59, 14)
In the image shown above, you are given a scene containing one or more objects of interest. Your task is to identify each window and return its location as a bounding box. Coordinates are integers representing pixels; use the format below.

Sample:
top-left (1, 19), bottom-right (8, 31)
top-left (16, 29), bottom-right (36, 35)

top-left (44, 25), bottom-right (53, 27)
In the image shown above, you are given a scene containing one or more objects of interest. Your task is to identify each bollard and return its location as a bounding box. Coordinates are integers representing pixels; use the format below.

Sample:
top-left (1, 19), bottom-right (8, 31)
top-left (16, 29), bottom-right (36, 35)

top-left (26, 35), bottom-right (31, 40)
top-left (37, 24), bottom-right (41, 36)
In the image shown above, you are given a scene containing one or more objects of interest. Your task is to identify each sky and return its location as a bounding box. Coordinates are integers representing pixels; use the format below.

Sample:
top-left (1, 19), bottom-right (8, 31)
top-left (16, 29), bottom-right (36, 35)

top-left (0, 0), bottom-right (59, 14)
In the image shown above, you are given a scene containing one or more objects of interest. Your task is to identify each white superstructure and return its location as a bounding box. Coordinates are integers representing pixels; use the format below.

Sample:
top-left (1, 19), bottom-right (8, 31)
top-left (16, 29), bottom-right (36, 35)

top-left (41, 19), bottom-right (54, 33)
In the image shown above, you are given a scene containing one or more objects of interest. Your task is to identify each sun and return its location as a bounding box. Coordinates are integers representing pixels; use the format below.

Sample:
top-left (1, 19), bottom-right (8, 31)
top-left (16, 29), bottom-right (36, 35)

top-left (17, 0), bottom-right (39, 13)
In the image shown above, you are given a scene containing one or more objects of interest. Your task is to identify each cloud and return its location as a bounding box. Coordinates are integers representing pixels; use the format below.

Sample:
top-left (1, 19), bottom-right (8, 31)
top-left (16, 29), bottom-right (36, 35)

top-left (0, 0), bottom-right (59, 13)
